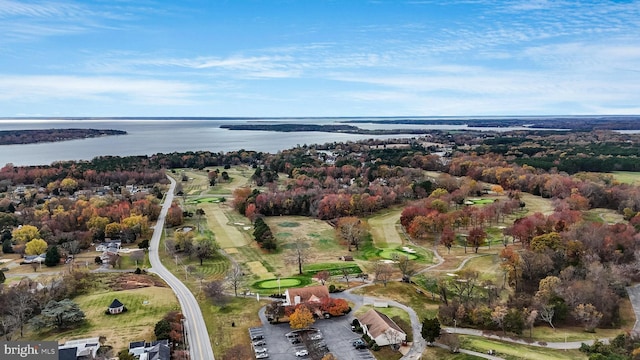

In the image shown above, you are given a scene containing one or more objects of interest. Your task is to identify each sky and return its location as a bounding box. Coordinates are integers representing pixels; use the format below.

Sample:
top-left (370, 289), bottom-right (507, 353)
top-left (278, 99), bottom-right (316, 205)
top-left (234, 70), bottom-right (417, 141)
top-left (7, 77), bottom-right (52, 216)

top-left (0, 0), bottom-right (639, 117)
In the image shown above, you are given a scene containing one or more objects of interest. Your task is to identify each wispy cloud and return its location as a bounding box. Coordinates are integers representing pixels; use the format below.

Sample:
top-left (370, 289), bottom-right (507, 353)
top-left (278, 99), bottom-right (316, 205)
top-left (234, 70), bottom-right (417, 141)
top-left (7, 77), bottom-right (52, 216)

top-left (0, 75), bottom-right (206, 105)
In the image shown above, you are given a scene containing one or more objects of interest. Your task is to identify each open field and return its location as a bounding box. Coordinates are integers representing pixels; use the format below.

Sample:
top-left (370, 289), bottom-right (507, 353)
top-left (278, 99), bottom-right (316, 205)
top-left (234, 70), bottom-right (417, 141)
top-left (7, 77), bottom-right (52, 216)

top-left (519, 192), bottom-right (554, 215)
top-left (612, 171), bottom-right (640, 185)
top-left (37, 286), bottom-right (179, 352)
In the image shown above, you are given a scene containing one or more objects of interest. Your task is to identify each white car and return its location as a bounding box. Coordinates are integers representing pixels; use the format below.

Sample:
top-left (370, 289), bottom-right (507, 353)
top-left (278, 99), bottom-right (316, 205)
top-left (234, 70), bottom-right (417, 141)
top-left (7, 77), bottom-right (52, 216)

top-left (256, 353), bottom-right (269, 359)
top-left (253, 340), bottom-right (266, 346)
top-left (295, 349), bottom-right (309, 357)
top-left (254, 347), bottom-right (268, 354)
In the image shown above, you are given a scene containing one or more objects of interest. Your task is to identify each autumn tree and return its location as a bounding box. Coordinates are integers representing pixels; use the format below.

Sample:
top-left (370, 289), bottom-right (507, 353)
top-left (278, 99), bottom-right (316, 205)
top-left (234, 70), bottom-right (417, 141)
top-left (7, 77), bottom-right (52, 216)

top-left (440, 227), bottom-right (455, 254)
top-left (467, 227), bottom-right (487, 253)
top-left (491, 305), bottom-right (509, 334)
top-left (336, 216), bottom-right (368, 251)
top-left (12, 225), bottom-right (40, 244)
top-left (289, 305), bottom-right (315, 330)
top-left (25, 238), bottom-right (47, 255)
top-left (573, 303), bottom-right (603, 332)
top-left (165, 202), bottom-right (184, 227)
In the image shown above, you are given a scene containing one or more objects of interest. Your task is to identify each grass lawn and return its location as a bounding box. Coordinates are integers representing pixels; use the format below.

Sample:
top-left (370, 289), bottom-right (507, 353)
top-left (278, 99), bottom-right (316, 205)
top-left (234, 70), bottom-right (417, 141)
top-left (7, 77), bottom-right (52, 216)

top-left (34, 286), bottom-right (179, 352)
top-left (519, 192), bottom-right (554, 215)
top-left (421, 346), bottom-right (483, 359)
top-left (459, 335), bottom-right (587, 360)
top-left (201, 295), bottom-right (267, 358)
top-left (611, 171), bottom-right (640, 185)
top-left (353, 282), bottom-right (440, 320)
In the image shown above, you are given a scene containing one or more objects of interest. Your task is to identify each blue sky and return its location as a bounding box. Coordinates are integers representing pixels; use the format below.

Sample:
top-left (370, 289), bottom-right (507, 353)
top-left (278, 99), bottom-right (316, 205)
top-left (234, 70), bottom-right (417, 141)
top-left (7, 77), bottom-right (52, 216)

top-left (1, 0), bottom-right (639, 117)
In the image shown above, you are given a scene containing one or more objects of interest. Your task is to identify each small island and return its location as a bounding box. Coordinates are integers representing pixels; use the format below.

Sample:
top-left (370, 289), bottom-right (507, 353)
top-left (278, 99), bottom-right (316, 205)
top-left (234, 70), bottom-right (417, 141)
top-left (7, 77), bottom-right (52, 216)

top-left (0, 128), bottom-right (127, 145)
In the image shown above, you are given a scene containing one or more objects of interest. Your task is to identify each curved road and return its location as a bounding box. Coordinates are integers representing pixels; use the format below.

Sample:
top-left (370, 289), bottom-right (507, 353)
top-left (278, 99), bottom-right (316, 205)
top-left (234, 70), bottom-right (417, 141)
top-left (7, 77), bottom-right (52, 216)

top-left (148, 176), bottom-right (215, 360)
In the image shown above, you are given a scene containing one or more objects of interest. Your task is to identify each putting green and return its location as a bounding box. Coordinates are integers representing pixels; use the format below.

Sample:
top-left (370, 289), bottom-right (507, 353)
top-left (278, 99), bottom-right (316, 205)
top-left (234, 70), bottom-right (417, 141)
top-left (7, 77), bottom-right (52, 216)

top-left (255, 278), bottom-right (302, 289)
top-left (379, 248), bottom-right (418, 260)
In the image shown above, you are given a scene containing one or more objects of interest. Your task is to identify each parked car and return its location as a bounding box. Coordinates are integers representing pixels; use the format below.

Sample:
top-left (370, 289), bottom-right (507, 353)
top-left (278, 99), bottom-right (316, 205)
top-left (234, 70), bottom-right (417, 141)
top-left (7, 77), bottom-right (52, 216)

top-left (255, 353), bottom-right (269, 359)
top-left (253, 340), bottom-right (266, 346)
top-left (295, 349), bottom-right (308, 357)
top-left (290, 338), bottom-right (301, 344)
top-left (251, 334), bottom-right (264, 341)
top-left (254, 347), bottom-right (268, 354)
top-left (353, 339), bottom-right (366, 349)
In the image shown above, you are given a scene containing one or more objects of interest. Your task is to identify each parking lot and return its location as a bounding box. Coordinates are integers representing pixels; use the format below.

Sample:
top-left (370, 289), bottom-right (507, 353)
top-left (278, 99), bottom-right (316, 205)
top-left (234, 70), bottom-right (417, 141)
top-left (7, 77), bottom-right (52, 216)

top-left (252, 309), bottom-right (375, 360)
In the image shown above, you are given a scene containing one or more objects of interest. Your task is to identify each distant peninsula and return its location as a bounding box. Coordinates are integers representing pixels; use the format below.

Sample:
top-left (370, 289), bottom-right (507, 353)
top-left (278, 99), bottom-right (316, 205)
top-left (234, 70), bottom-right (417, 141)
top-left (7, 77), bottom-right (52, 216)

top-left (220, 123), bottom-right (428, 135)
top-left (0, 128), bottom-right (127, 145)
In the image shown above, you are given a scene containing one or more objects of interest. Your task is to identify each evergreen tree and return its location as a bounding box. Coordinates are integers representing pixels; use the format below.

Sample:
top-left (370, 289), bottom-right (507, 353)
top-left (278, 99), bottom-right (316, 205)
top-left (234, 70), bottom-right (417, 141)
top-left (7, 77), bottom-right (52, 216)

top-left (44, 245), bottom-right (61, 267)
top-left (421, 317), bottom-right (441, 345)
top-left (2, 238), bottom-right (13, 254)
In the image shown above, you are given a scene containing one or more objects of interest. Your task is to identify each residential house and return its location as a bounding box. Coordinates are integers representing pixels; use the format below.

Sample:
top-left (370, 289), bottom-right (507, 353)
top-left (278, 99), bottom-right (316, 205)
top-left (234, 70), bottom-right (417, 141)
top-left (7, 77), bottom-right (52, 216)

top-left (357, 309), bottom-right (407, 347)
top-left (284, 285), bottom-right (329, 306)
top-left (58, 337), bottom-right (100, 359)
top-left (107, 298), bottom-right (125, 314)
top-left (129, 339), bottom-right (170, 360)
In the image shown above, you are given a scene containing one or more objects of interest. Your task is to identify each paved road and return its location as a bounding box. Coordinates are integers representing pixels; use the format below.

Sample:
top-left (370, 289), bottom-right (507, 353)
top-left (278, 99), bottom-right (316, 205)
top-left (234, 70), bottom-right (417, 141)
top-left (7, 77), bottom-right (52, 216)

top-left (148, 176), bottom-right (215, 360)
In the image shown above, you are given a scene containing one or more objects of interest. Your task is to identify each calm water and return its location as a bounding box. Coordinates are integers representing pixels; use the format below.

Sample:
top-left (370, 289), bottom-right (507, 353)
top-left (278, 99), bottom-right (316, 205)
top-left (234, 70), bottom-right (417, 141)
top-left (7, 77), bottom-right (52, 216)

top-left (0, 118), bottom-right (560, 166)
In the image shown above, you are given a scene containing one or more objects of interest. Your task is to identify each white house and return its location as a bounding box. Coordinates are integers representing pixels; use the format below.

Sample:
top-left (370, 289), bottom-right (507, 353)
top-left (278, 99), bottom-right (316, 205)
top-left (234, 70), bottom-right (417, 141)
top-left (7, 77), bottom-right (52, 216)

top-left (357, 309), bottom-right (407, 347)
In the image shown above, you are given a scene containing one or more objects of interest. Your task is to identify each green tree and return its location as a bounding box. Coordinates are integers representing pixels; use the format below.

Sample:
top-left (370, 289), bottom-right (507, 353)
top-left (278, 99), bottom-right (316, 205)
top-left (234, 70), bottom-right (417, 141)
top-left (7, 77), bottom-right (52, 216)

top-left (421, 317), bottom-right (441, 345)
top-left (2, 238), bottom-right (13, 254)
top-left (30, 299), bottom-right (85, 330)
top-left (25, 238), bottom-right (48, 255)
top-left (138, 239), bottom-right (150, 251)
top-left (44, 246), bottom-right (61, 267)
top-left (193, 237), bottom-right (217, 266)
top-left (154, 319), bottom-right (171, 340)
top-left (0, 270), bottom-right (5, 284)
top-left (117, 349), bottom-right (136, 360)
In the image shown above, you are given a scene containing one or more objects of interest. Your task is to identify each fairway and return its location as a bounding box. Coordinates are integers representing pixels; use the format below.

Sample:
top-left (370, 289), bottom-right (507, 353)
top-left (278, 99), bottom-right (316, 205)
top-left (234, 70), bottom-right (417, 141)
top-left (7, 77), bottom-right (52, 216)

top-left (47, 287), bottom-right (179, 352)
top-left (202, 202), bottom-right (250, 248)
top-left (368, 208), bottom-right (404, 248)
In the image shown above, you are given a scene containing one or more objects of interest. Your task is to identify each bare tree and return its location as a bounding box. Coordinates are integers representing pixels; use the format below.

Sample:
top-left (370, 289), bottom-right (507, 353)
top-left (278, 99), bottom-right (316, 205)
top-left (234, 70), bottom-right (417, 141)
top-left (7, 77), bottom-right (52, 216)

top-left (395, 254), bottom-right (415, 282)
top-left (285, 238), bottom-right (311, 275)
top-left (204, 280), bottom-right (228, 306)
top-left (336, 217), bottom-right (368, 251)
top-left (61, 240), bottom-right (81, 255)
top-left (8, 283), bottom-right (37, 337)
top-left (226, 264), bottom-right (244, 297)
top-left (130, 251), bottom-right (145, 267)
top-left (373, 261), bottom-right (393, 287)
top-left (538, 304), bottom-right (555, 329)
top-left (316, 270), bottom-right (330, 285)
